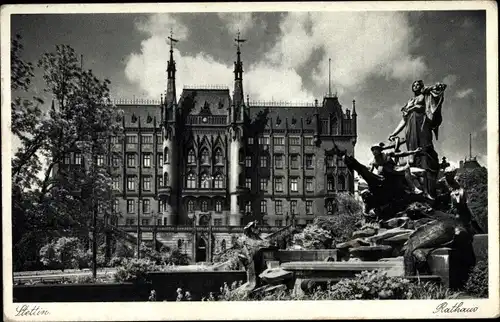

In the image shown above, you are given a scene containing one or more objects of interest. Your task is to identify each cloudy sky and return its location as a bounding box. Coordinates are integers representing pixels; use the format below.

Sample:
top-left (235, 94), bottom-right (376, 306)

top-left (10, 10), bottom-right (487, 166)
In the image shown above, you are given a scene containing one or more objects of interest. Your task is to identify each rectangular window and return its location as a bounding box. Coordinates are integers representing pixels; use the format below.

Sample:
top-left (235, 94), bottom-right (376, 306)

top-left (304, 137), bottom-right (314, 146)
top-left (64, 153), bottom-right (71, 165)
top-left (143, 153), bottom-right (151, 167)
top-left (275, 220), bottom-right (283, 227)
top-left (245, 178), bottom-right (252, 189)
top-left (245, 156), bottom-right (252, 168)
top-left (274, 154), bottom-right (284, 168)
top-left (126, 135), bottom-right (137, 144)
top-left (156, 135), bottom-right (162, 145)
top-left (305, 154), bottom-right (314, 169)
top-left (141, 219), bottom-right (150, 226)
top-left (126, 154), bottom-right (136, 167)
top-left (273, 137), bottom-right (284, 145)
top-left (290, 177), bottom-right (298, 192)
top-left (245, 201), bottom-right (252, 214)
top-left (306, 200), bottom-right (313, 214)
top-left (258, 136), bottom-right (270, 145)
top-left (306, 177), bottom-right (314, 192)
top-left (260, 178), bottom-right (268, 191)
top-left (275, 177), bottom-right (284, 192)
top-left (126, 218), bottom-right (135, 225)
top-left (157, 153), bottom-right (163, 166)
top-left (112, 154), bottom-right (120, 167)
top-left (127, 176), bottom-right (136, 191)
top-left (275, 200), bottom-right (283, 215)
top-left (141, 135), bottom-right (153, 144)
top-left (291, 200), bottom-right (297, 215)
top-left (248, 137), bottom-right (254, 145)
top-left (290, 154), bottom-right (299, 169)
top-left (110, 136), bottom-right (119, 144)
top-left (260, 200), bottom-right (267, 215)
top-left (74, 153), bottom-right (82, 165)
top-left (214, 218), bottom-right (223, 226)
top-left (127, 200), bottom-right (135, 213)
top-left (142, 199), bottom-right (151, 213)
top-left (215, 200), bottom-right (223, 212)
top-left (112, 199), bottom-right (119, 213)
top-left (159, 199), bottom-right (165, 213)
top-left (143, 176), bottom-right (152, 191)
top-left (326, 155), bottom-right (334, 167)
top-left (260, 155), bottom-right (268, 167)
top-left (157, 218), bottom-right (162, 226)
top-left (158, 175), bottom-right (163, 188)
top-left (289, 137), bottom-right (300, 146)
top-left (112, 177), bottom-right (120, 190)
top-left (96, 154), bottom-right (105, 166)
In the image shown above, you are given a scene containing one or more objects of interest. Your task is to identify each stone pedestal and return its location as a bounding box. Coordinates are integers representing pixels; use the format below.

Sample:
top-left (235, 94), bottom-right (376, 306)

top-left (427, 247), bottom-right (475, 289)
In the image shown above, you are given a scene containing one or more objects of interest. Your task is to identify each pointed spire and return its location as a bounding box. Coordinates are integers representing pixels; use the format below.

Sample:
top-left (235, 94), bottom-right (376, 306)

top-left (233, 30), bottom-right (246, 108)
top-left (165, 29), bottom-right (178, 108)
top-left (352, 99), bottom-right (357, 116)
top-left (469, 132), bottom-right (472, 159)
top-left (328, 58), bottom-right (332, 97)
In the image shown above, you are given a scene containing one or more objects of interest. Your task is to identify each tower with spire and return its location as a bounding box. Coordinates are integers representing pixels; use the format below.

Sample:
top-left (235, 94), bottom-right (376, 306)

top-left (228, 31), bottom-right (246, 226)
top-left (161, 30), bottom-right (179, 226)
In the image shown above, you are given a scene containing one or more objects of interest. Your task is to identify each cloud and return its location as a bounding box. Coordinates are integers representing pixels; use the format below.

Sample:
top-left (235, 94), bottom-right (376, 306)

top-left (218, 13), bottom-right (253, 34)
top-left (455, 88), bottom-right (473, 98)
top-left (442, 74), bottom-right (458, 87)
top-left (125, 13), bottom-right (313, 101)
top-left (124, 12), bottom-right (425, 102)
top-left (264, 12), bottom-right (427, 91)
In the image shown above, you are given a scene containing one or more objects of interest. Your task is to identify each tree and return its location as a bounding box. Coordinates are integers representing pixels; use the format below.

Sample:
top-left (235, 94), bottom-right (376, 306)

top-left (457, 167), bottom-right (488, 233)
top-left (11, 37), bottom-right (123, 271)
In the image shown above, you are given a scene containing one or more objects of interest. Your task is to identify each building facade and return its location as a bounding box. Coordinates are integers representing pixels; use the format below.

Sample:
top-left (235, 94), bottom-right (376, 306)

top-left (59, 35), bottom-right (358, 261)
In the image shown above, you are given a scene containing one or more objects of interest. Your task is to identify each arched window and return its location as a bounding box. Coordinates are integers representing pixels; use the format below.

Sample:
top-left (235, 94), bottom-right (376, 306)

top-left (187, 149), bottom-right (196, 164)
top-left (187, 173), bottom-right (196, 188)
top-left (214, 174), bottom-right (223, 189)
top-left (163, 172), bottom-right (169, 187)
top-left (201, 200), bottom-right (208, 212)
top-left (201, 173), bottom-right (210, 189)
top-left (164, 147), bottom-right (170, 164)
top-left (215, 149), bottom-right (223, 164)
top-left (200, 148), bottom-right (210, 165)
top-left (187, 200), bottom-right (195, 213)
top-left (239, 148), bottom-right (245, 163)
top-left (327, 200), bottom-right (334, 214)
top-left (177, 239), bottom-right (183, 249)
top-left (221, 239), bottom-right (226, 252)
top-left (338, 174), bottom-right (346, 191)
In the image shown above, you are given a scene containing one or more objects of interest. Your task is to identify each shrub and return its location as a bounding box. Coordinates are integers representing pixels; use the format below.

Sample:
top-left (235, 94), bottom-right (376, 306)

top-left (39, 237), bottom-right (88, 271)
top-left (464, 260), bottom-right (488, 298)
top-left (456, 167), bottom-right (488, 233)
top-left (406, 281), bottom-right (462, 300)
top-left (113, 258), bottom-right (159, 283)
top-left (292, 225), bottom-right (334, 249)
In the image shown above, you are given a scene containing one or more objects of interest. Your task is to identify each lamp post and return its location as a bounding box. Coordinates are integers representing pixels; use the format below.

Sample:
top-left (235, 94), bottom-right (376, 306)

top-left (136, 199), bottom-right (141, 258)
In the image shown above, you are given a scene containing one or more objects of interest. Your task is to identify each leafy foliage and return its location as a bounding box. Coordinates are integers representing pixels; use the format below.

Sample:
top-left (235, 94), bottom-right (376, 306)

top-left (292, 193), bottom-right (364, 249)
top-left (203, 271), bottom-right (462, 301)
top-left (39, 237), bottom-right (89, 270)
top-left (456, 167), bottom-right (488, 233)
top-left (11, 36), bottom-right (123, 271)
top-left (113, 258), bottom-right (160, 284)
top-left (464, 260), bottom-right (488, 298)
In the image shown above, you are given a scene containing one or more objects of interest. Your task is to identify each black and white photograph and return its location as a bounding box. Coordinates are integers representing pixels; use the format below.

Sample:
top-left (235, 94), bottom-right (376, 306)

top-left (2, 2), bottom-right (499, 320)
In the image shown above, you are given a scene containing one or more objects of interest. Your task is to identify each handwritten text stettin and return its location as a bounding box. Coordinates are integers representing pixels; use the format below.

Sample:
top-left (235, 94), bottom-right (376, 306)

top-left (15, 305), bottom-right (50, 316)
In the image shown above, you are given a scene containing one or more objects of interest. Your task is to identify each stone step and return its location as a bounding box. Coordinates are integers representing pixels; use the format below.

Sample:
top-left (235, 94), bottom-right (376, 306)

top-left (281, 260), bottom-right (404, 278)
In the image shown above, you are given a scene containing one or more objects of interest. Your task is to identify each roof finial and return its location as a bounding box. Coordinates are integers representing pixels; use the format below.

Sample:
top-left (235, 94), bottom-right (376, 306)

top-left (235, 28), bottom-right (246, 53)
top-left (168, 29), bottom-right (178, 53)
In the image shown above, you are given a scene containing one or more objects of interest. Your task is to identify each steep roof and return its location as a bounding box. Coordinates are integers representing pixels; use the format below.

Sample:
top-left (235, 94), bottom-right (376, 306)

top-left (117, 104), bottom-right (161, 128)
top-left (179, 88), bottom-right (231, 116)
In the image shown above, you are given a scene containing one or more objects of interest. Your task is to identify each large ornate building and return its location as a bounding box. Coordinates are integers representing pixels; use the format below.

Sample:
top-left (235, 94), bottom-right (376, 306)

top-left (70, 34), bottom-right (358, 261)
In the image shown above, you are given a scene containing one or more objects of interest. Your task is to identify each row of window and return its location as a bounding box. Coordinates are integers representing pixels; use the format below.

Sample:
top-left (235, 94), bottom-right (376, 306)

top-left (249, 136), bottom-right (314, 146)
top-left (244, 199), bottom-right (314, 215)
top-left (123, 217), bottom-right (313, 227)
top-left (112, 134), bottom-right (162, 145)
top-left (244, 176), bottom-right (346, 192)
top-left (186, 149), bottom-right (225, 165)
top-left (244, 154), bottom-right (342, 169)
top-left (186, 199), bottom-right (224, 213)
top-left (185, 173), bottom-right (225, 189)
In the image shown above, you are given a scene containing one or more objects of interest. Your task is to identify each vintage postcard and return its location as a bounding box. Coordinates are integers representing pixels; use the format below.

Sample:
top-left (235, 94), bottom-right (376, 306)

top-left (2, 1), bottom-right (499, 320)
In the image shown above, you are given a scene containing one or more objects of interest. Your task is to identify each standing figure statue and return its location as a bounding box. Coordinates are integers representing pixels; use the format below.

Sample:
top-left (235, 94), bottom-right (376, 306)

top-left (389, 80), bottom-right (447, 198)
